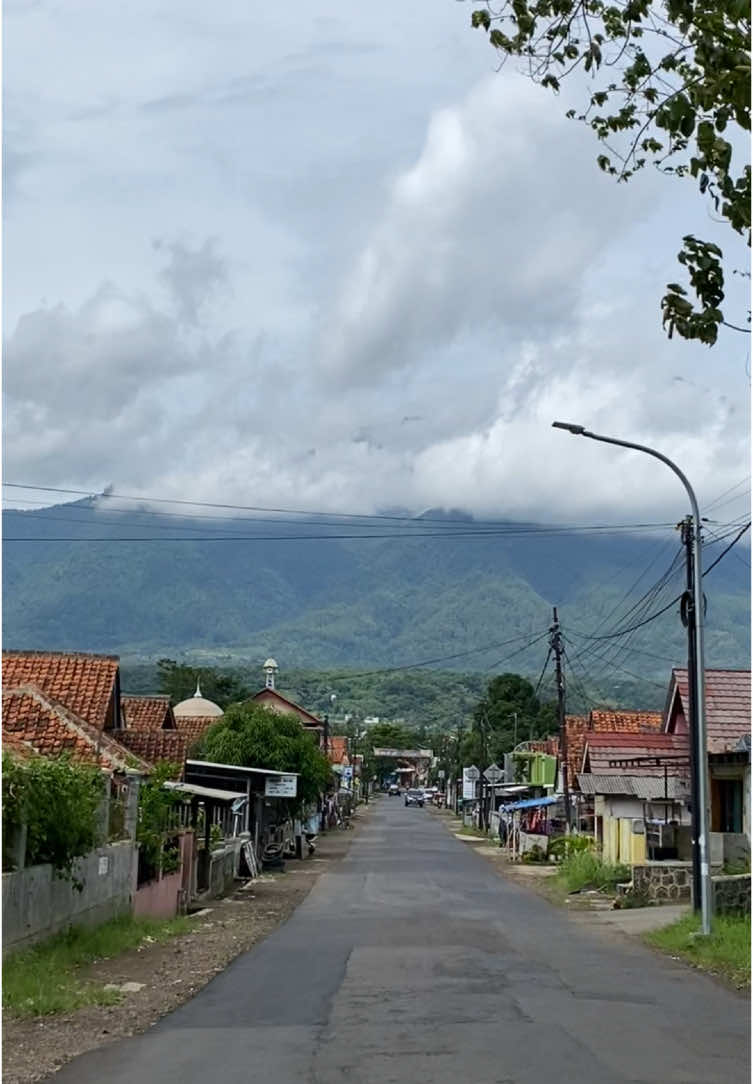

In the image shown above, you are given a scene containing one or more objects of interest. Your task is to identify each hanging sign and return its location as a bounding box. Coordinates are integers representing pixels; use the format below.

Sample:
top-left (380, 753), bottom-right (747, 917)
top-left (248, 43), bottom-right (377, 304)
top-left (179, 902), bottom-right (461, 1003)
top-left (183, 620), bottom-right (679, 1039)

top-left (265, 774), bottom-right (298, 798)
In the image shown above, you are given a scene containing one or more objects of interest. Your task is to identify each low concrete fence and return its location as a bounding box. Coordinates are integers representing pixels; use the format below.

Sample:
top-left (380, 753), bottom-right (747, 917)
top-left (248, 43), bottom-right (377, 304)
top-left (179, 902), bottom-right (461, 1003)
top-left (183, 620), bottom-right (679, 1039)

top-left (133, 869), bottom-right (184, 919)
top-left (711, 874), bottom-right (751, 916)
top-left (2, 841), bottom-right (136, 954)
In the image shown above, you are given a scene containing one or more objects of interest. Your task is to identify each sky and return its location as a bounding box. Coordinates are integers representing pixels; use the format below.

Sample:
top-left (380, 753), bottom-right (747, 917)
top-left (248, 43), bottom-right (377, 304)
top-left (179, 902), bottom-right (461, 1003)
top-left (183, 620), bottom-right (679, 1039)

top-left (4, 0), bottom-right (751, 526)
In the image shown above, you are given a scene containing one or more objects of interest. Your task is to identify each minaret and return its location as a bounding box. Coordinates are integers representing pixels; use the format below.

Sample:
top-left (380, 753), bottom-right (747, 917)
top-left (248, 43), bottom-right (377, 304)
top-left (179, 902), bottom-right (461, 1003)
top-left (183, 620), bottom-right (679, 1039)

top-left (263, 658), bottom-right (279, 690)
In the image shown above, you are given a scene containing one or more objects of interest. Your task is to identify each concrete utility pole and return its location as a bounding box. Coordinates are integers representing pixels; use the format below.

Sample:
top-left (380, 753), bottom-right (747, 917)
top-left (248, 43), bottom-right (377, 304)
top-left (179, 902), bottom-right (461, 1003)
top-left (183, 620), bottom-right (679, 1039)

top-left (681, 515), bottom-right (702, 914)
top-left (552, 421), bottom-right (712, 935)
top-left (550, 607), bottom-right (571, 830)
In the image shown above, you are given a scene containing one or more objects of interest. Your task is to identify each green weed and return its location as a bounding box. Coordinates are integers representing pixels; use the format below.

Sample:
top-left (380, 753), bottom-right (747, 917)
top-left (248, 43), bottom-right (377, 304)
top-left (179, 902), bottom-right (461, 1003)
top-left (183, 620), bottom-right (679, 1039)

top-left (3, 914), bottom-right (192, 1017)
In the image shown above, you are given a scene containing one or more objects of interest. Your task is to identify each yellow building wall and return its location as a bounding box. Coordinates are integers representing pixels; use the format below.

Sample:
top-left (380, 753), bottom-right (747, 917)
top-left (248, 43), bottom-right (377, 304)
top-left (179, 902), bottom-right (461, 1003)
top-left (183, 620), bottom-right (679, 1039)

top-left (603, 815), bottom-right (620, 864)
top-left (603, 813), bottom-right (646, 866)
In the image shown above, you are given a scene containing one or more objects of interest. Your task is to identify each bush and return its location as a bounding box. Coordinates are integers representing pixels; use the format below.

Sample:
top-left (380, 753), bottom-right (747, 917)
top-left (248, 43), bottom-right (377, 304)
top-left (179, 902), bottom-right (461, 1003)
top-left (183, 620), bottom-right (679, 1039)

top-left (548, 834), bottom-right (594, 863)
top-left (2, 753), bottom-right (102, 878)
top-left (556, 850), bottom-right (630, 894)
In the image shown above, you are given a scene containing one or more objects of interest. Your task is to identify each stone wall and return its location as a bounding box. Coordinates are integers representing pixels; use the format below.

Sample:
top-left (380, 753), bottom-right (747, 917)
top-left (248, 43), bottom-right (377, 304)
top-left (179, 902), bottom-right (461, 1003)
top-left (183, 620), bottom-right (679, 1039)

top-left (2, 842), bottom-right (136, 954)
top-left (712, 874), bottom-right (751, 916)
top-left (632, 862), bottom-right (693, 903)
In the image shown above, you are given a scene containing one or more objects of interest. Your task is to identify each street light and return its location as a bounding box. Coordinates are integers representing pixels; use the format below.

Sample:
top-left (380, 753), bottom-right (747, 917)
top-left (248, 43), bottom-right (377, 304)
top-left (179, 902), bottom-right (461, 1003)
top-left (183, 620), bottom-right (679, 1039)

top-left (552, 420), bottom-right (712, 934)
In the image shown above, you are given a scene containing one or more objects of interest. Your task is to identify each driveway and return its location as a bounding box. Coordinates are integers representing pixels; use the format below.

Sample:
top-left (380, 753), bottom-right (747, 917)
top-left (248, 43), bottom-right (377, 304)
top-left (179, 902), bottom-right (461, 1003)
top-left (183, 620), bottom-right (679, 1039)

top-left (55, 798), bottom-right (749, 1083)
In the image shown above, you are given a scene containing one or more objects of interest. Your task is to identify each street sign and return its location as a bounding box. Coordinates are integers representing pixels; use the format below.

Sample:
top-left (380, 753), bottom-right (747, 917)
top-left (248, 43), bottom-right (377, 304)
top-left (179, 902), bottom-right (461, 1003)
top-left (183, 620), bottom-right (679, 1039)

top-left (264, 774), bottom-right (298, 798)
top-left (462, 767), bottom-right (479, 800)
top-left (484, 763), bottom-right (503, 784)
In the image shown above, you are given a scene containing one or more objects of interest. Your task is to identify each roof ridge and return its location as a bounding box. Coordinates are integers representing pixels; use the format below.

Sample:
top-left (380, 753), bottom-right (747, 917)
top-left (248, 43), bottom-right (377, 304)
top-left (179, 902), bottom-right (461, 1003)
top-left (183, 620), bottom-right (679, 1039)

top-left (3, 649), bottom-right (121, 662)
top-left (122, 693), bottom-right (171, 701)
top-left (4, 684), bottom-right (150, 773)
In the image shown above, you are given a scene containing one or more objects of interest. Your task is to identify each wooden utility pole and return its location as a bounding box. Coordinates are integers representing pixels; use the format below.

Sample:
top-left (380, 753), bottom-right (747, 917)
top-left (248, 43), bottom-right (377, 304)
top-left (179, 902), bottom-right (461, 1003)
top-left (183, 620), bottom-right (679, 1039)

top-left (551, 607), bottom-right (571, 830)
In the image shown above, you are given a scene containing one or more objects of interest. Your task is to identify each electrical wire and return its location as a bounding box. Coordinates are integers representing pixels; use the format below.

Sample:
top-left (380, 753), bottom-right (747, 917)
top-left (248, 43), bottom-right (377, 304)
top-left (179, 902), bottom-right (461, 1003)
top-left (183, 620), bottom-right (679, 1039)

top-left (568, 522), bottom-right (750, 643)
top-left (1, 481), bottom-right (677, 533)
top-left (325, 628), bottom-right (550, 681)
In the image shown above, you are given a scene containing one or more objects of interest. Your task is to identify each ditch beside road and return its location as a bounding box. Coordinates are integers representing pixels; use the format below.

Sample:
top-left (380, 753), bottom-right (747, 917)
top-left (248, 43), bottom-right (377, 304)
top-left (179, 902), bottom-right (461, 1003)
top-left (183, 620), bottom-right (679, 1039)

top-left (3, 813), bottom-right (368, 1084)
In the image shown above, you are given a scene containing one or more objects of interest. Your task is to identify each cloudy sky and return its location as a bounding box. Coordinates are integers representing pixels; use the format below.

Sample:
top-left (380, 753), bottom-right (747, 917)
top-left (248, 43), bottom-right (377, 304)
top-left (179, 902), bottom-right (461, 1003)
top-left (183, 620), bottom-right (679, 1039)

top-left (4, 0), bottom-right (750, 525)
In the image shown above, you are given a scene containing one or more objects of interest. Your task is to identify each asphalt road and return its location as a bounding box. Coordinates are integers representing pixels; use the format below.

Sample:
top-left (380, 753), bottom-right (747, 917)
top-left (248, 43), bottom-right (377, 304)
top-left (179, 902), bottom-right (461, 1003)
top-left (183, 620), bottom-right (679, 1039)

top-left (57, 799), bottom-right (749, 1084)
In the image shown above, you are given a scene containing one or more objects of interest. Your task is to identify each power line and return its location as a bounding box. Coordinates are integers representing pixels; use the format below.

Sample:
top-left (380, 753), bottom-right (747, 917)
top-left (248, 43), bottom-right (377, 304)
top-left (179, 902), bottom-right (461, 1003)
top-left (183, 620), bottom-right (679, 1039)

top-left (484, 630), bottom-right (551, 673)
top-left (570, 521), bottom-right (750, 643)
top-left (1, 481), bottom-right (676, 533)
top-left (326, 627), bottom-right (551, 681)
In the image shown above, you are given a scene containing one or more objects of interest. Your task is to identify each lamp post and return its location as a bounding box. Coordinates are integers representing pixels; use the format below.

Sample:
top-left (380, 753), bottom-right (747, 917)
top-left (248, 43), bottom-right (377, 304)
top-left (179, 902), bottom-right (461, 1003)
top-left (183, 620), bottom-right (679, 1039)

top-left (552, 421), bottom-right (712, 935)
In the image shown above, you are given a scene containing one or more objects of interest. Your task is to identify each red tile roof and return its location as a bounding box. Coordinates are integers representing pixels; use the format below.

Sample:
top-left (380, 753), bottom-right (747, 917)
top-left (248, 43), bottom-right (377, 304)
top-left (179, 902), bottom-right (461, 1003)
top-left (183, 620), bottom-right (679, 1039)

top-left (2, 685), bottom-right (150, 773)
top-left (560, 710), bottom-right (664, 791)
top-left (667, 668), bottom-right (751, 753)
top-left (2, 651), bottom-right (119, 731)
top-left (584, 732), bottom-right (690, 777)
top-left (252, 688), bottom-right (323, 728)
top-left (175, 716), bottom-right (220, 746)
top-left (116, 730), bottom-right (187, 776)
top-left (122, 695), bottom-right (175, 731)
top-left (2, 733), bottom-right (39, 761)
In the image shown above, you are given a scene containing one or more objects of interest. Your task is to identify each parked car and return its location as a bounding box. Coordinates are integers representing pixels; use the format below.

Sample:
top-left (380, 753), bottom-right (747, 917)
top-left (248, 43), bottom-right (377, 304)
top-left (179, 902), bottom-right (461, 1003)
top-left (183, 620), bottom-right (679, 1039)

top-left (388, 784), bottom-right (400, 796)
top-left (405, 789), bottom-right (425, 807)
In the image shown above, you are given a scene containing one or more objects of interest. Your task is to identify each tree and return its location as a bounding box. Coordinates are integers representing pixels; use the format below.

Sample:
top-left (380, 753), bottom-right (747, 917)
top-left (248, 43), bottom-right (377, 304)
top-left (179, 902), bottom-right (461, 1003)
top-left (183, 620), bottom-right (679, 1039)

top-left (194, 702), bottom-right (331, 807)
top-left (468, 672), bottom-right (557, 764)
top-left (471, 0), bottom-right (750, 345)
top-left (157, 659), bottom-right (250, 709)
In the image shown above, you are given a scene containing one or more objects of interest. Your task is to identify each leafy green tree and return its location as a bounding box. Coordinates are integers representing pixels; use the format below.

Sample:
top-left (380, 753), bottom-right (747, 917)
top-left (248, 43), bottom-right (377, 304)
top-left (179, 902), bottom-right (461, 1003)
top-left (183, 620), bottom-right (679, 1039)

top-left (157, 659), bottom-right (250, 709)
top-left (471, 0), bottom-right (750, 345)
top-left (468, 673), bottom-right (557, 764)
top-left (195, 702), bottom-right (331, 807)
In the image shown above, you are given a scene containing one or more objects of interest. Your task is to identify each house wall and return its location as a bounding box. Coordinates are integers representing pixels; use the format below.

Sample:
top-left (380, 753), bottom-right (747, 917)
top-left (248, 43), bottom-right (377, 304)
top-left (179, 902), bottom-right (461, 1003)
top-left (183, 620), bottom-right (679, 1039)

top-left (601, 797), bottom-right (646, 866)
top-left (2, 841), bottom-right (136, 955)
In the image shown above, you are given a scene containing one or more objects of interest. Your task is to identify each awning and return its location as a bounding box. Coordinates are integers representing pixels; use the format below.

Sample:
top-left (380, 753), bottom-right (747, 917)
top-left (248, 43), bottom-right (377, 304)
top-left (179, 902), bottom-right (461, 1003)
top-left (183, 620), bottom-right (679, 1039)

top-left (163, 781), bottom-right (241, 802)
top-left (499, 795), bottom-right (559, 812)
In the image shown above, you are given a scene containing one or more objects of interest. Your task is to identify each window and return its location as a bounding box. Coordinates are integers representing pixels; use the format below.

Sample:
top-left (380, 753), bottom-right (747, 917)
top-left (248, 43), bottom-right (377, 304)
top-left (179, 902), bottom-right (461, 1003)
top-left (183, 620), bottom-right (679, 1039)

top-left (714, 778), bottom-right (743, 833)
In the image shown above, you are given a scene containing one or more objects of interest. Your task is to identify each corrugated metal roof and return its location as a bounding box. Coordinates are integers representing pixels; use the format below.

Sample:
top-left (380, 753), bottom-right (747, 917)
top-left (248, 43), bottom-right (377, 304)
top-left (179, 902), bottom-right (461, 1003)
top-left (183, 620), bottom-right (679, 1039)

top-left (577, 773), bottom-right (688, 799)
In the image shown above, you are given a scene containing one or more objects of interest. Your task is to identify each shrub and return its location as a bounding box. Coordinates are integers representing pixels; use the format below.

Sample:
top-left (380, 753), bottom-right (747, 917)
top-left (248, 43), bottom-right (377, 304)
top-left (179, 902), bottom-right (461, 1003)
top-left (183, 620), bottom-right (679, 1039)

top-left (557, 850), bottom-right (630, 894)
top-left (2, 753), bottom-right (102, 878)
top-left (548, 834), bottom-right (594, 863)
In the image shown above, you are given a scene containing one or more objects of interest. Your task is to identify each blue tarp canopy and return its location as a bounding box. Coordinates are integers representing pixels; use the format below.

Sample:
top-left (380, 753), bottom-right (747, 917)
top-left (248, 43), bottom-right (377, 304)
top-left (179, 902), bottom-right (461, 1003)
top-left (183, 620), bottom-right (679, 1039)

top-left (499, 795), bottom-right (558, 813)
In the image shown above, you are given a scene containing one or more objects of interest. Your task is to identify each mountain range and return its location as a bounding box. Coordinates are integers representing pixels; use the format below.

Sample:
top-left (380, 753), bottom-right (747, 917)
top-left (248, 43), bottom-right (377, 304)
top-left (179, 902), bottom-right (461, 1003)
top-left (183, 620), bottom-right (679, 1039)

top-left (3, 500), bottom-right (749, 707)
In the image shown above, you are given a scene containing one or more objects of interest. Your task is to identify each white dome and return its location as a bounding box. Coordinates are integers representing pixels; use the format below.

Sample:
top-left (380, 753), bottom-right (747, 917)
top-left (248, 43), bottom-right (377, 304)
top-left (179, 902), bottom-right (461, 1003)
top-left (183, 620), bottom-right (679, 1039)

top-left (173, 681), bottom-right (224, 719)
top-left (263, 658), bottom-right (279, 670)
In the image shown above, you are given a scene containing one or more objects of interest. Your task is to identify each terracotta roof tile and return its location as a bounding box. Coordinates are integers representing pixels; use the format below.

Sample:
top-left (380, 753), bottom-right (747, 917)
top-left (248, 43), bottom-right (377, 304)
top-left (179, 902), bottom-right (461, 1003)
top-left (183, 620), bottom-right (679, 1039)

top-left (116, 730), bottom-right (187, 776)
top-left (561, 710), bottom-right (664, 791)
top-left (2, 651), bottom-right (119, 731)
top-left (2, 685), bottom-right (150, 773)
top-left (251, 688), bottom-right (323, 727)
top-left (669, 668), bottom-right (751, 753)
top-left (584, 732), bottom-right (690, 777)
top-left (175, 716), bottom-right (220, 746)
top-left (122, 695), bottom-right (176, 731)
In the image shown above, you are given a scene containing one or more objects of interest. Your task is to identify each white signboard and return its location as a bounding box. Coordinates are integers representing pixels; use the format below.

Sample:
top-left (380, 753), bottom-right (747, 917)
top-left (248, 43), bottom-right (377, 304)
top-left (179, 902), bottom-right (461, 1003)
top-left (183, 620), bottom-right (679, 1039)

top-left (265, 774), bottom-right (298, 798)
top-left (484, 763), bottom-right (503, 784)
top-left (463, 767), bottom-right (479, 801)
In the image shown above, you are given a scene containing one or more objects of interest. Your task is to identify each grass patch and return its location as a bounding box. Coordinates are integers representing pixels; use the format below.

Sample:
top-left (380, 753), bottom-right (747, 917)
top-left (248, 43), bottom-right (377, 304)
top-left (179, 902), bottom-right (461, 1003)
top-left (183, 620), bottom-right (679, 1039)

top-left (454, 825), bottom-right (490, 839)
top-left (555, 850), bottom-right (630, 895)
top-left (3, 913), bottom-right (193, 1017)
top-left (645, 913), bottom-right (751, 989)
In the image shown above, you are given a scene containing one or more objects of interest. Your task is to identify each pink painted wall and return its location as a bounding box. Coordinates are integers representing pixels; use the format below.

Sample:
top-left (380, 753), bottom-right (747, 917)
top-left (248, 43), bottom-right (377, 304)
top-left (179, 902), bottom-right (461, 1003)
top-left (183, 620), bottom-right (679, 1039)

top-left (133, 870), bottom-right (182, 919)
